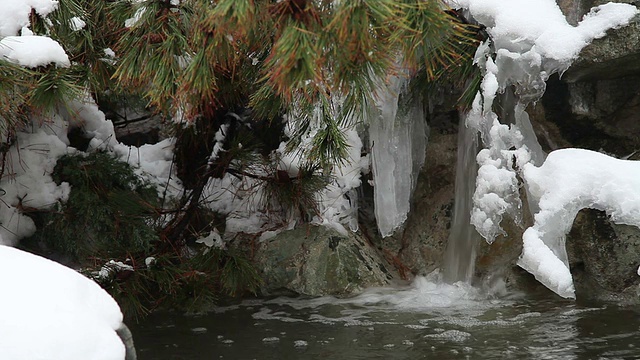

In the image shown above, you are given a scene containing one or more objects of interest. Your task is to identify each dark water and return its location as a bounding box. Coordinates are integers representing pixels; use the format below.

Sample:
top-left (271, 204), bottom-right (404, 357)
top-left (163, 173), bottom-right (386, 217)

top-left (130, 277), bottom-right (640, 360)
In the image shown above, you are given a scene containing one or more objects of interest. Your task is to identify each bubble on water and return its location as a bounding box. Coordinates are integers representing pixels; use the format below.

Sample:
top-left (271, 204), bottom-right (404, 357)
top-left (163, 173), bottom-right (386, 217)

top-left (217, 335), bottom-right (224, 340)
top-left (191, 327), bottom-right (207, 334)
top-left (221, 339), bottom-right (234, 345)
top-left (383, 344), bottom-right (395, 349)
top-left (402, 340), bottom-right (414, 346)
top-left (262, 337), bottom-right (280, 343)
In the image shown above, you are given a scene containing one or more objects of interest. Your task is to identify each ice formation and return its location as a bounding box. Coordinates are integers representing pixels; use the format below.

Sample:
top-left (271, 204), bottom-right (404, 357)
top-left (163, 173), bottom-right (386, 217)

top-left (457, 0), bottom-right (638, 297)
top-left (369, 77), bottom-right (427, 237)
top-left (0, 245), bottom-right (126, 360)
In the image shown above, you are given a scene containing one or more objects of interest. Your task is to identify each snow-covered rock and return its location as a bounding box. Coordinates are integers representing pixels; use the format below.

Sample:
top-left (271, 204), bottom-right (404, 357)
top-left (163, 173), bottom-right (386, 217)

top-left (0, 245), bottom-right (129, 360)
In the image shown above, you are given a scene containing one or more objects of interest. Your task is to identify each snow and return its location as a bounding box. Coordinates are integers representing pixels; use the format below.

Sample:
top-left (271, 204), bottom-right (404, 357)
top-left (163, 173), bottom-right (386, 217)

top-left (0, 245), bottom-right (125, 360)
top-left (520, 149), bottom-right (640, 298)
top-left (0, 116), bottom-right (71, 246)
top-left (196, 229), bottom-right (225, 249)
top-left (458, 0), bottom-right (638, 297)
top-left (369, 76), bottom-right (427, 237)
top-left (69, 16), bottom-right (86, 31)
top-left (0, 0), bottom-right (59, 37)
top-left (0, 35), bottom-right (70, 68)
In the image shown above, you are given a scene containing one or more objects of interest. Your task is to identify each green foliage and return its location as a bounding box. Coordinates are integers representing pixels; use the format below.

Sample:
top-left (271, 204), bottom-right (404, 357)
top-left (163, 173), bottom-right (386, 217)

top-left (101, 248), bottom-right (261, 320)
top-left (22, 151), bottom-right (261, 320)
top-left (261, 163), bottom-right (330, 220)
top-left (27, 151), bottom-right (160, 259)
top-left (108, 0), bottom-right (477, 164)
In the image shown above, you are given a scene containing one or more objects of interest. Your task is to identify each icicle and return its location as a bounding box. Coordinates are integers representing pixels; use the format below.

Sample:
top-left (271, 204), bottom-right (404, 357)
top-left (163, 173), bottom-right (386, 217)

top-left (369, 77), bottom-right (428, 237)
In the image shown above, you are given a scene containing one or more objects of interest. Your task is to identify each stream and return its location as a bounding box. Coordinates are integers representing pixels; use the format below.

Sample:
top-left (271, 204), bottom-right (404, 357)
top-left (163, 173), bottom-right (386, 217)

top-left (130, 275), bottom-right (640, 359)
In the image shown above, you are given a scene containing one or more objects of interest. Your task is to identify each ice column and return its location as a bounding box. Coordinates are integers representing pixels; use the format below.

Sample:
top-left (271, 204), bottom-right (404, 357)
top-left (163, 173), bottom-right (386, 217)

top-left (369, 78), bottom-right (427, 237)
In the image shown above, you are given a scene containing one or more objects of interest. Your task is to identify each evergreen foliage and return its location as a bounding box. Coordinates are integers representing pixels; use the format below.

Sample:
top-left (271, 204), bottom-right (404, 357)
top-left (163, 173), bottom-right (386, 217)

top-left (23, 152), bottom-right (261, 319)
top-left (111, 0), bottom-right (477, 164)
top-left (26, 151), bottom-right (160, 260)
top-left (2, 0), bottom-right (480, 318)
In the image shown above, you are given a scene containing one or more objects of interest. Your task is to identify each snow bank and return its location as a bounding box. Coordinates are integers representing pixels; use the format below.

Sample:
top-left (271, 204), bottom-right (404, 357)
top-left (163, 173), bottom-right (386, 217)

top-left (0, 0), bottom-right (71, 68)
top-left (0, 245), bottom-right (125, 360)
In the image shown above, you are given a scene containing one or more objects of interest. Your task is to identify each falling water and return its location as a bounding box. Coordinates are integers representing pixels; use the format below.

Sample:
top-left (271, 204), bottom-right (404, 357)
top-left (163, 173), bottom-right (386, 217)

top-left (442, 115), bottom-right (481, 284)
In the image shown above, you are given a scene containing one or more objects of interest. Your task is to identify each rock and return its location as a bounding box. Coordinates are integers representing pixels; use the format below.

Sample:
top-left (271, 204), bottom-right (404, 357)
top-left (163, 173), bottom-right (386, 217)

top-left (116, 324), bottom-right (137, 360)
top-left (395, 108), bottom-right (459, 277)
top-left (253, 226), bottom-right (394, 297)
top-left (567, 209), bottom-right (640, 302)
top-left (562, 2), bottom-right (640, 82)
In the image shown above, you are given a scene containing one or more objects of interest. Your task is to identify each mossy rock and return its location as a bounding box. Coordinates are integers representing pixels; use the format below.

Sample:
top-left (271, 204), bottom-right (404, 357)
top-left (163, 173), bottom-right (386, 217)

top-left (254, 226), bottom-right (395, 297)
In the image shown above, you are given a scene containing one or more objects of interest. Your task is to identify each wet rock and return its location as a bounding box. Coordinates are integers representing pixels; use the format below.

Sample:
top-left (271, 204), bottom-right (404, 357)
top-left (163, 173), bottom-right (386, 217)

top-left (562, 0), bottom-right (640, 82)
top-left (253, 226), bottom-right (394, 297)
top-left (394, 109), bottom-right (459, 277)
top-left (567, 209), bottom-right (640, 301)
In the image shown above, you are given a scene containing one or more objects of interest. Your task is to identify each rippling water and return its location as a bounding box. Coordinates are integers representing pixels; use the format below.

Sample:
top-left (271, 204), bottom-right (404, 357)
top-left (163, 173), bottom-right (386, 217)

top-left (131, 274), bottom-right (640, 359)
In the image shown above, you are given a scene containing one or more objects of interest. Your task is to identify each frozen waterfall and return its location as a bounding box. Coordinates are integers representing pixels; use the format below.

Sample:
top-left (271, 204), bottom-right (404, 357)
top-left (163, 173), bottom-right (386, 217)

top-left (450, 0), bottom-right (638, 297)
top-left (369, 78), bottom-right (428, 238)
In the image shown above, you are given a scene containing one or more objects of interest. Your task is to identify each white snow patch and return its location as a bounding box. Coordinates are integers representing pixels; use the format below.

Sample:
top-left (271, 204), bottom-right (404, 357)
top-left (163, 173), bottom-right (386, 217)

top-left (520, 149), bottom-right (640, 298)
top-left (0, 0), bottom-right (59, 37)
top-left (0, 245), bottom-right (125, 360)
top-left (69, 16), bottom-right (86, 31)
top-left (0, 117), bottom-right (71, 245)
top-left (0, 36), bottom-right (70, 68)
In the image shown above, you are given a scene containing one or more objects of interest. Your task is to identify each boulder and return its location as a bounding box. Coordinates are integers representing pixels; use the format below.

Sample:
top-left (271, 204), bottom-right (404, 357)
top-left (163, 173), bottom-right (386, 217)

top-left (567, 209), bottom-right (640, 302)
top-left (253, 226), bottom-right (394, 297)
top-left (561, 1), bottom-right (640, 82)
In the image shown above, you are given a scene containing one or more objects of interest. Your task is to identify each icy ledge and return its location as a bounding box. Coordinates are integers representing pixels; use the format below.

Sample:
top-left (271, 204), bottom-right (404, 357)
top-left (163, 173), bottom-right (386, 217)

top-left (520, 149), bottom-right (640, 298)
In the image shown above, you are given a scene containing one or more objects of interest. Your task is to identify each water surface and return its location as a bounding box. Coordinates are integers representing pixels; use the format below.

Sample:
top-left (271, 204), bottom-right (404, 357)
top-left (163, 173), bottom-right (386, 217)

top-left (131, 276), bottom-right (640, 359)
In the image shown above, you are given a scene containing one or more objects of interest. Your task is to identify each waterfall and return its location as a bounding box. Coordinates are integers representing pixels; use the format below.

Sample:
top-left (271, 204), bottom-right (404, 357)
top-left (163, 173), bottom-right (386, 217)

top-left (443, 116), bottom-right (481, 283)
top-left (439, 0), bottom-right (637, 296)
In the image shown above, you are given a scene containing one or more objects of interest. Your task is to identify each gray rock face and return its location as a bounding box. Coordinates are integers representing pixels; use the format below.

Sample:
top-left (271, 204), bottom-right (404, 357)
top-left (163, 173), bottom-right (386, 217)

top-left (394, 107), bottom-right (458, 277)
top-left (567, 209), bottom-right (640, 301)
top-left (253, 226), bottom-right (394, 297)
top-left (560, 0), bottom-right (640, 82)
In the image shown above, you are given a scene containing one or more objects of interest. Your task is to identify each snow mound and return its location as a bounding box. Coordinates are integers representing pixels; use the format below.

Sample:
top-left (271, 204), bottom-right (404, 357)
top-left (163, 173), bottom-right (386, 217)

top-left (520, 149), bottom-right (640, 298)
top-left (0, 35), bottom-right (70, 68)
top-left (0, 0), bottom-right (59, 37)
top-left (0, 245), bottom-right (125, 360)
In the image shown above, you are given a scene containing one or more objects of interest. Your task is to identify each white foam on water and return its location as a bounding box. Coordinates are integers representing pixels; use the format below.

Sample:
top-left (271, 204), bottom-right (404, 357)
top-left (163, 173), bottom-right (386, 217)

top-left (424, 329), bottom-right (472, 343)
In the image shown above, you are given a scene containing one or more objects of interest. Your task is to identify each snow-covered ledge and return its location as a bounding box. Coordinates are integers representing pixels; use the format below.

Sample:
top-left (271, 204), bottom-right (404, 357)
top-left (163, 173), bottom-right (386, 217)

top-left (520, 149), bottom-right (640, 298)
top-left (0, 245), bottom-right (134, 360)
